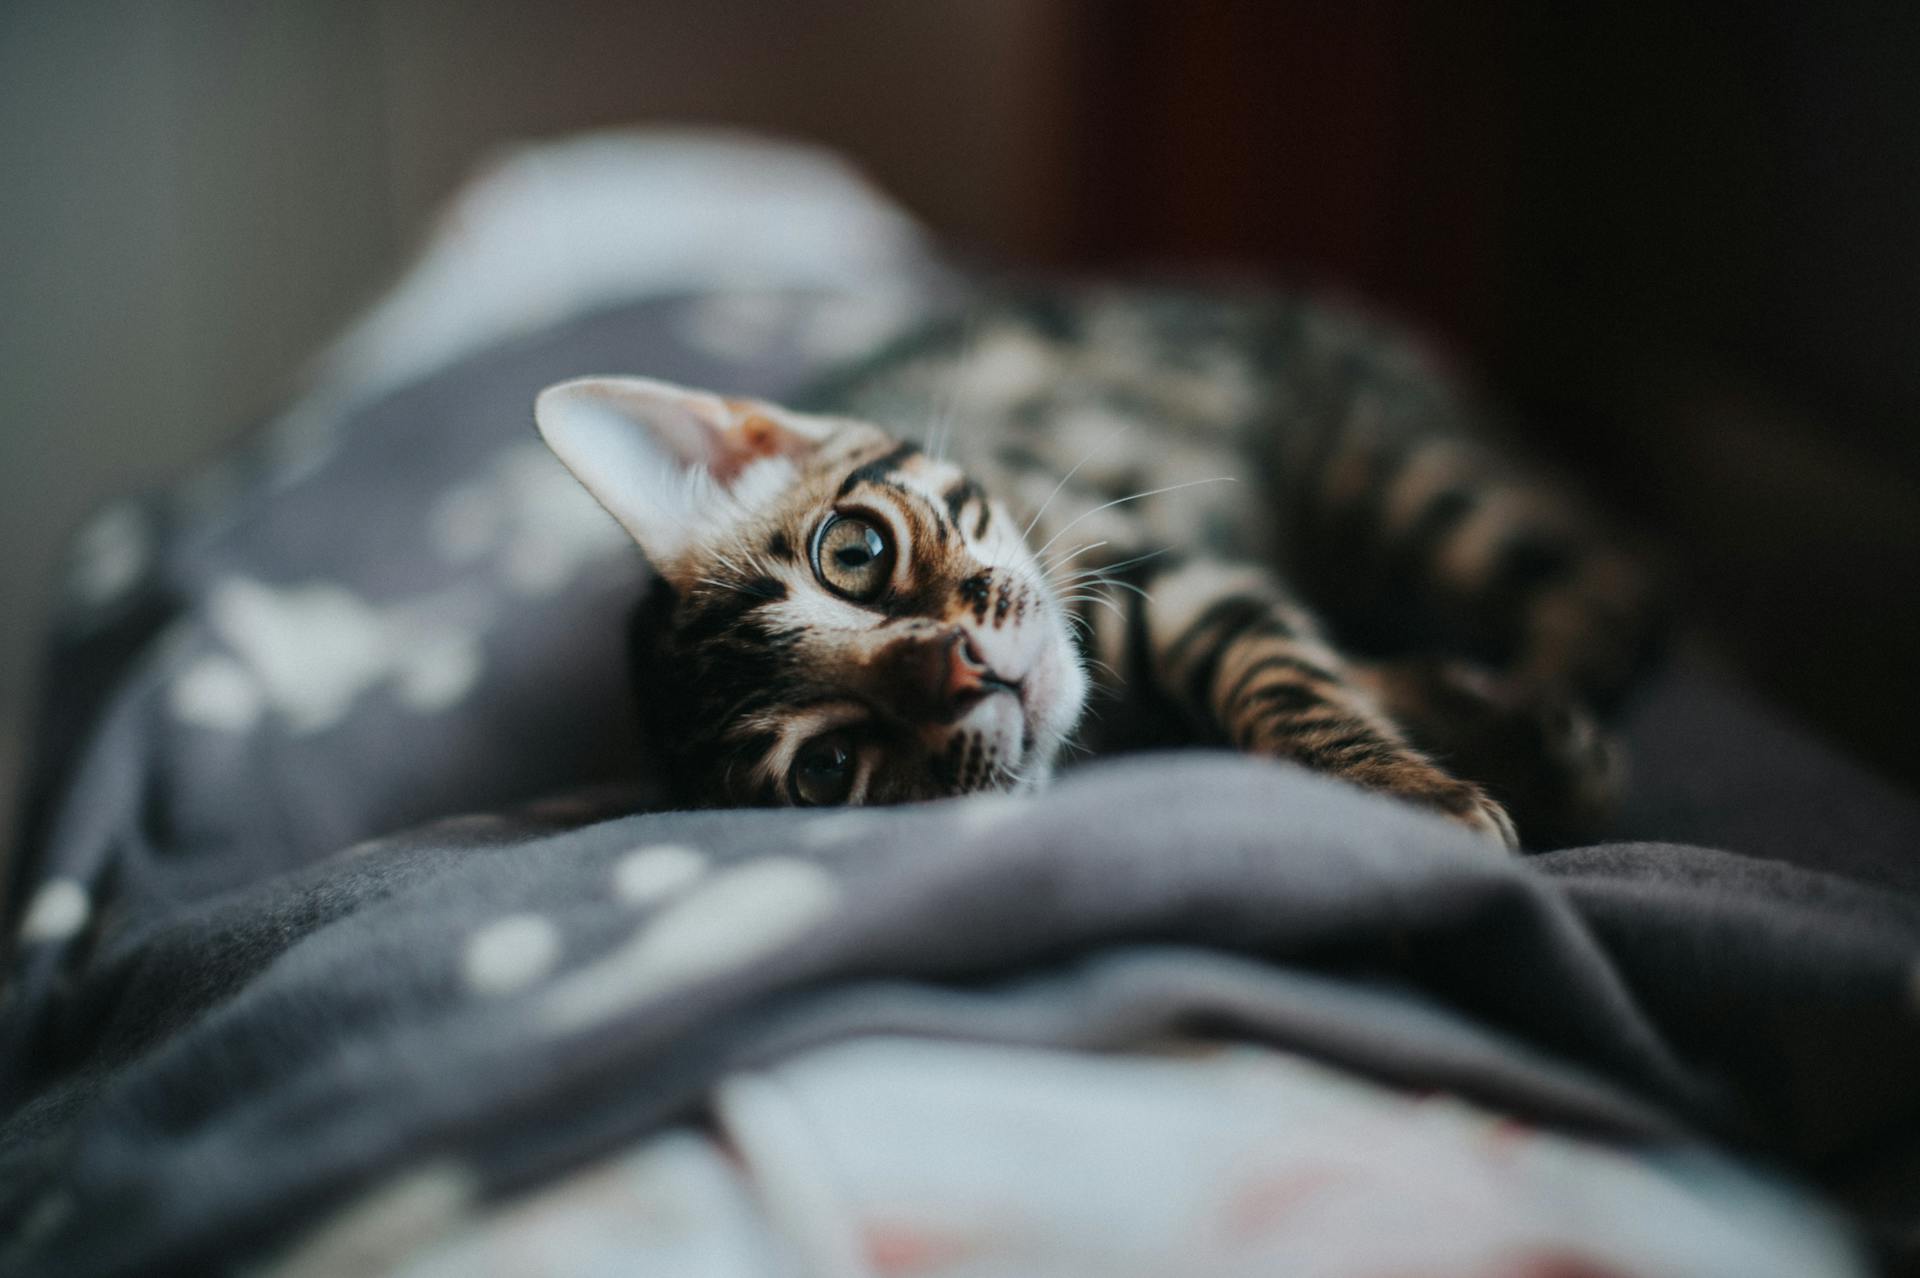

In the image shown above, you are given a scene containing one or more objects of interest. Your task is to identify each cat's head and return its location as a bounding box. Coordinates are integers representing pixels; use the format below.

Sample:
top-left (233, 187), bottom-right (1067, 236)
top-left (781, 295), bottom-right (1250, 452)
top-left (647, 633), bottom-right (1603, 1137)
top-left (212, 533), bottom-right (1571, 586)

top-left (536, 376), bottom-right (1088, 808)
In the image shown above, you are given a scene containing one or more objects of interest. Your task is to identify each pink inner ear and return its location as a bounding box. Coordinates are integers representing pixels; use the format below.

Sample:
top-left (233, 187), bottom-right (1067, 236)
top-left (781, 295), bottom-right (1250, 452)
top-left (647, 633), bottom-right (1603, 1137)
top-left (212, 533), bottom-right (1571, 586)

top-left (737, 413), bottom-right (786, 457)
top-left (710, 406), bottom-right (803, 482)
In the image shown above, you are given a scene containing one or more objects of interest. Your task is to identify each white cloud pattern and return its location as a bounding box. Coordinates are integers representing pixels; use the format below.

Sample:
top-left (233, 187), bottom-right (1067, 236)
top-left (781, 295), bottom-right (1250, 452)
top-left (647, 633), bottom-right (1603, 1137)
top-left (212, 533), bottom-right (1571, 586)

top-left (541, 858), bottom-right (840, 1033)
top-left (169, 577), bottom-right (492, 735)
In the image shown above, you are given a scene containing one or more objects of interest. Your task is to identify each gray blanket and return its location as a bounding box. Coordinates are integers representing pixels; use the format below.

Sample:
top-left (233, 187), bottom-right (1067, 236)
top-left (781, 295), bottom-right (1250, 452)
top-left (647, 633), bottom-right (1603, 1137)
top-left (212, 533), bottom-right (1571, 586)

top-left (5, 291), bottom-right (1919, 1275)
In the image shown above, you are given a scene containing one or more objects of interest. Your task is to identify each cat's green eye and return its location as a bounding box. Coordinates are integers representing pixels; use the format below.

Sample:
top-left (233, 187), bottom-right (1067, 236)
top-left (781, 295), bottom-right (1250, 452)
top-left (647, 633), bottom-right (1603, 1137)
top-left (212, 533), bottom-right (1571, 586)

top-left (811, 514), bottom-right (896, 602)
top-left (790, 731), bottom-right (857, 806)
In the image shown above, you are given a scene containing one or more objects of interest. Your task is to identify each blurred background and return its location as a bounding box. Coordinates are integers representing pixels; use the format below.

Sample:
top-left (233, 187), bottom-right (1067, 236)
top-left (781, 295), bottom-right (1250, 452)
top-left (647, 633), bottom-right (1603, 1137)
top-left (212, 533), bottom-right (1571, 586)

top-left (4, 0), bottom-right (1919, 850)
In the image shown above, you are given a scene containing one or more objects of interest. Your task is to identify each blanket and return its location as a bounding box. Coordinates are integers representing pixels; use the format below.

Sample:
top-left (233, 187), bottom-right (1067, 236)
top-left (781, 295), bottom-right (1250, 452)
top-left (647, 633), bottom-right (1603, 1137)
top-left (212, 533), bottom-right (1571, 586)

top-left (5, 754), bottom-right (1916, 1275)
top-left (5, 136), bottom-right (1919, 1276)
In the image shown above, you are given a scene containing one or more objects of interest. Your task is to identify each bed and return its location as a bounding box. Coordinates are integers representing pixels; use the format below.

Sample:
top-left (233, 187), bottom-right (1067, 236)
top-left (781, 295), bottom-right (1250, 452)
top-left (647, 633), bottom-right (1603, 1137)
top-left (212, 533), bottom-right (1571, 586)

top-left (3, 133), bottom-right (1917, 1278)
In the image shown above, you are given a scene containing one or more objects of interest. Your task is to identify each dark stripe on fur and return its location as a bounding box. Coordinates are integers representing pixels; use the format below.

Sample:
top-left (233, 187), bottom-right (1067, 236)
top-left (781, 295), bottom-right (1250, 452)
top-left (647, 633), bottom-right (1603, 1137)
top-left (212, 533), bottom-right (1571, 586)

top-left (1164, 595), bottom-right (1270, 672)
top-left (677, 590), bottom-right (779, 648)
top-left (1236, 681), bottom-right (1330, 717)
top-left (838, 441), bottom-right (922, 496)
top-left (943, 477), bottom-right (983, 525)
top-left (1289, 728), bottom-right (1396, 767)
top-left (1175, 599), bottom-right (1293, 713)
top-left (1221, 653), bottom-right (1340, 709)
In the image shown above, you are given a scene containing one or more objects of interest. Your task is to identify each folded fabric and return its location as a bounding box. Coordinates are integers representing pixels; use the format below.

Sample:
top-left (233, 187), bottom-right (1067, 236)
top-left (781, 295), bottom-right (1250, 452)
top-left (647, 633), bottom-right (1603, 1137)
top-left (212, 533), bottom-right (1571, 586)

top-left (7, 131), bottom-right (1919, 1278)
top-left (271, 1037), bottom-right (1858, 1278)
top-left (3, 756), bottom-right (1912, 1275)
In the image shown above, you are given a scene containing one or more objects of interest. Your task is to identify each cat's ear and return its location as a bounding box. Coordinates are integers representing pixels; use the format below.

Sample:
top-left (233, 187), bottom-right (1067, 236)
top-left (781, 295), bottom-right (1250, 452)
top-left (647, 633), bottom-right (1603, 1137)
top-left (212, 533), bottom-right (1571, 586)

top-left (535, 376), bottom-right (828, 562)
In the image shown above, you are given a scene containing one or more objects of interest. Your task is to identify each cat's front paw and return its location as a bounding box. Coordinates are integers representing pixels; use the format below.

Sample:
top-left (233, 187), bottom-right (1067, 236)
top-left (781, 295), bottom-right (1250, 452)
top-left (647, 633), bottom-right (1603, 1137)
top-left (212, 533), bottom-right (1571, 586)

top-left (1358, 659), bottom-right (1616, 849)
top-left (1443, 783), bottom-right (1520, 851)
top-left (1352, 761), bottom-right (1518, 851)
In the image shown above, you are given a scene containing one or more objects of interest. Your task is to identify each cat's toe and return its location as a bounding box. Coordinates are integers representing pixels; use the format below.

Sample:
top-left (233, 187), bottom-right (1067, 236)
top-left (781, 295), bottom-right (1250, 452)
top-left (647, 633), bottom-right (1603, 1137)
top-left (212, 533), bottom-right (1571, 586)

top-left (1380, 766), bottom-right (1519, 851)
top-left (1449, 786), bottom-right (1520, 852)
top-left (1354, 755), bottom-right (1520, 851)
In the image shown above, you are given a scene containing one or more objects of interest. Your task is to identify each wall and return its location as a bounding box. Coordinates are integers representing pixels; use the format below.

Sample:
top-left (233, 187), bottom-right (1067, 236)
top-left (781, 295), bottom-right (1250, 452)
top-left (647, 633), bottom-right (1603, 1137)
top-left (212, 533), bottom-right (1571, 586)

top-left (0, 0), bottom-right (1075, 851)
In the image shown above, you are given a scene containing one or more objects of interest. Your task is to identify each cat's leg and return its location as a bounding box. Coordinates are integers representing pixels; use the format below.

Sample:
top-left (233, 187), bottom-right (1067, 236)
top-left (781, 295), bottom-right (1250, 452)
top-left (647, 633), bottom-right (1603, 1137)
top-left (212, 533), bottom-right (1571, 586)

top-left (1279, 415), bottom-right (1665, 844)
top-left (1290, 421), bottom-right (1666, 709)
top-left (1349, 657), bottom-right (1620, 847)
top-left (1079, 554), bottom-right (1518, 848)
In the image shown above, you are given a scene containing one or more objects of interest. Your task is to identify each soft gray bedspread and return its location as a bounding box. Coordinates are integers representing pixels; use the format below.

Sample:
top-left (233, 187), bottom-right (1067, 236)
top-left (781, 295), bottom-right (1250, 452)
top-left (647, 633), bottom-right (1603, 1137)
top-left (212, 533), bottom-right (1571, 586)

top-left (5, 752), bottom-right (1917, 1275)
top-left (4, 286), bottom-right (1919, 1275)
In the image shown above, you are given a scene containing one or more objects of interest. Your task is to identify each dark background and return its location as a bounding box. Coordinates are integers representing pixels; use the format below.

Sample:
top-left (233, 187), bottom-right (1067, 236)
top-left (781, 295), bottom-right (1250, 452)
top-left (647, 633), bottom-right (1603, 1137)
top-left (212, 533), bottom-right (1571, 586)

top-left (5, 1), bottom-right (1918, 857)
top-left (1066, 3), bottom-right (1920, 794)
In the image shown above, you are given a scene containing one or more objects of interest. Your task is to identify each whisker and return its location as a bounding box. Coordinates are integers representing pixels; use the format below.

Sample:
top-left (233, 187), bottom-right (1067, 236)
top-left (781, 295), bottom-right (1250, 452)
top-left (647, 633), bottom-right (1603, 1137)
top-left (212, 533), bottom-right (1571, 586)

top-left (1041, 539), bottom-right (1109, 574)
top-left (1022, 427), bottom-right (1128, 542)
top-left (1032, 477), bottom-right (1238, 561)
top-left (926, 305), bottom-right (986, 464)
top-left (1070, 575), bottom-right (1152, 602)
top-left (1057, 546), bottom-right (1170, 582)
top-left (1059, 591), bottom-right (1126, 622)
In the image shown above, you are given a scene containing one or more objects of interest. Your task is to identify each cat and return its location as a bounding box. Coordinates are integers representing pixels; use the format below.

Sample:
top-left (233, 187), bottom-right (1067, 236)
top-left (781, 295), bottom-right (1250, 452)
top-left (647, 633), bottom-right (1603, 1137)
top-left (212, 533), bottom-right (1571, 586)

top-left (535, 287), bottom-right (1663, 849)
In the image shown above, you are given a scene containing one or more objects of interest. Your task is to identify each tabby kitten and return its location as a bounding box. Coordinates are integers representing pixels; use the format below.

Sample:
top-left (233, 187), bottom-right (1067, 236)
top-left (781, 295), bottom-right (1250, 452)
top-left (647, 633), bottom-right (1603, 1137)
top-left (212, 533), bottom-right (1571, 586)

top-left (536, 289), bottom-right (1661, 849)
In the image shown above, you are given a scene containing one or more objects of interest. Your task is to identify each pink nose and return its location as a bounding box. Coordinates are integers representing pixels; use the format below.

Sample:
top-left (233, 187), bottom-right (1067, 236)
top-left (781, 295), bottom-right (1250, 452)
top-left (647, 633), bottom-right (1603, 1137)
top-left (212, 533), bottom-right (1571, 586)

top-left (884, 629), bottom-right (1011, 722)
top-left (947, 631), bottom-right (993, 705)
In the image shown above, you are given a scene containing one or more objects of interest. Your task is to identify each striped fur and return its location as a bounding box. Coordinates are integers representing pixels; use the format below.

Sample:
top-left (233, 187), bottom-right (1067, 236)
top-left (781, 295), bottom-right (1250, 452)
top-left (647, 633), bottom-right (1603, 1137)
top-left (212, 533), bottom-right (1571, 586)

top-left (540, 288), bottom-right (1666, 848)
top-left (538, 376), bottom-right (1087, 812)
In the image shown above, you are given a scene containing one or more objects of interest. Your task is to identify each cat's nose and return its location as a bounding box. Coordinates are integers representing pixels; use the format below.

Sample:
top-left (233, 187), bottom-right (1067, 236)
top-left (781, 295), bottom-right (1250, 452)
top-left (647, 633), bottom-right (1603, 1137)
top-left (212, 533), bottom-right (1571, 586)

top-left (884, 629), bottom-right (1012, 721)
top-left (932, 630), bottom-right (1014, 717)
top-left (946, 631), bottom-right (993, 706)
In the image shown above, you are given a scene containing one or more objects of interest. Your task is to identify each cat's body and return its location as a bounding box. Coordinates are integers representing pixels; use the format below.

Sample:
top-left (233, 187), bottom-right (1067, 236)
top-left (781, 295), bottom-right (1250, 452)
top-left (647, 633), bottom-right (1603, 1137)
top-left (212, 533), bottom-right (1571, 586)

top-left (537, 288), bottom-right (1663, 849)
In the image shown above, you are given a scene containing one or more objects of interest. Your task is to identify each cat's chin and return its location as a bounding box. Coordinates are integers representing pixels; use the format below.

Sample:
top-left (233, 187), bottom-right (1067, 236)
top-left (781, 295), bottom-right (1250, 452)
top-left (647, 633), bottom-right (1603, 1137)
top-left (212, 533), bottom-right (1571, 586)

top-left (1020, 632), bottom-right (1090, 767)
top-left (968, 633), bottom-right (1086, 791)
top-left (925, 610), bottom-right (1085, 793)
top-left (928, 690), bottom-right (1030, 791)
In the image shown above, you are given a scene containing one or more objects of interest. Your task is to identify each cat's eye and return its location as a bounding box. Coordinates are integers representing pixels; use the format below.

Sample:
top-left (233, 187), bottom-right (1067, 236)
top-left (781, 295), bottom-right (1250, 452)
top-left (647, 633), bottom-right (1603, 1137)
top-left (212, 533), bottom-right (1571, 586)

top-left (790, 731), bottom-right (858, 806)
top-left (811, 513), bottom-right (896, 602)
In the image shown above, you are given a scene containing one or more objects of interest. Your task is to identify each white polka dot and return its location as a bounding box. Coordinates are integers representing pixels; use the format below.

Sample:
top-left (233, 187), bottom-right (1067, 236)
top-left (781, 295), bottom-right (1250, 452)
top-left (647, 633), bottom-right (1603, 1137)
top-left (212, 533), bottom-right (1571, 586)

top-left (201, 577), bottom-right (497, 733)
top-left (463, 914), bottom-right (561, 995)
top-left (543, 858), bottom-right (840, 1031)
top-left (495, 445), bottom-right (629, 597)
top-left (427, 483), bottom-right (501, 563)
top-left (396, 640), bottom-right (483, 712)
top-left (504, 538), bottom-right (572, 595)
top-left (19, 879), bottom-right (90, 943)
top-left (69, 503), bottom-right (148, 607)
top-left (613, 844), bottom-right (709, 904)
top-left (170, 654), bottom-right (265, 733)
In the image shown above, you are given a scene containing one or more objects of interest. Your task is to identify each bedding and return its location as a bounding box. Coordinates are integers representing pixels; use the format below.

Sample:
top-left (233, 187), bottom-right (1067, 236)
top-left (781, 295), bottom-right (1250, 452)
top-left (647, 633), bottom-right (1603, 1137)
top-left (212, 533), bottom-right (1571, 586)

top-left (5, 134), bottom-right (1919, 1276)
top-left (277, 1036), bottom-right (1863, 1277)
top-left (6, 752), bottom-right (1914, 1276)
